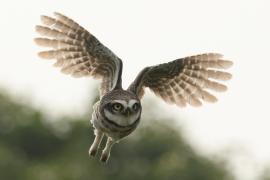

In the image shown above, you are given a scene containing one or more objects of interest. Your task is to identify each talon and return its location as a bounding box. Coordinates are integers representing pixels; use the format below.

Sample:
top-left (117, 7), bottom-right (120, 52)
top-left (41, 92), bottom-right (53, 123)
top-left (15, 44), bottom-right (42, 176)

top-left (89, 147), bottom-right (98, 157)
top-left (100, 153), bottom-right (109, 163)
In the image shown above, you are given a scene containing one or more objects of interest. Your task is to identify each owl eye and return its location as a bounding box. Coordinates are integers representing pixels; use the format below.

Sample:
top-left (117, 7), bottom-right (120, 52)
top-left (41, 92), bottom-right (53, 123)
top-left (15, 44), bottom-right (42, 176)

top-left (132, 103), bottom-right (140, 111)
top-left (112, 103), bottom-right (123, 112)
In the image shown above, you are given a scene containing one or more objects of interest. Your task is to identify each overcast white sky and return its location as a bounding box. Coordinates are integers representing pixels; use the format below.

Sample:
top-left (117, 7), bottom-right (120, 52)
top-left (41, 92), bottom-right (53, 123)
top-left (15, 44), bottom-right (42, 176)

top-left (0, 0), bottom-right (270, 179)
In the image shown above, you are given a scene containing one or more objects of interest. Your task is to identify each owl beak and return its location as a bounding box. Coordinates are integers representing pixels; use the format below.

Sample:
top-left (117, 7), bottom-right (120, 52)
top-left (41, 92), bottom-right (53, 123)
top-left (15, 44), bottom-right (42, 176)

top-left (125, 108), bottom-right (131, 117)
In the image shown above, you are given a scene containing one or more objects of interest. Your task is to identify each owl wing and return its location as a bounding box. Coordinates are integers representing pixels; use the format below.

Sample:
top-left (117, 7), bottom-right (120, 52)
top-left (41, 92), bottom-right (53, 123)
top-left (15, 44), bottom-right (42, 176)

top-left (128, 53), bottom-right (233, 107)
top-left (34, 12), bottom-right (122, 96)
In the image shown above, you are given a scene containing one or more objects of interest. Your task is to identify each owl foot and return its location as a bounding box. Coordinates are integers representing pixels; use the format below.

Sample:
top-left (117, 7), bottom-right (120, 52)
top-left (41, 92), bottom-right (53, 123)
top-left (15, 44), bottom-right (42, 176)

top-left (89, 147), bottom-right (98, 157)
top-left (99, 137), bottom-right (115, 163)
top-left (89, 130), bottom-right (104, 157)
top-left (100, 152), bottom-right (110, 163)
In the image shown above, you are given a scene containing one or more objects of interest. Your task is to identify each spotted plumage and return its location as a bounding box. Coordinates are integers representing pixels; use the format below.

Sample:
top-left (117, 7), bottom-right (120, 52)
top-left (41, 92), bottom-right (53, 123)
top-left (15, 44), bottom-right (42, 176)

top-left (34, 12), bottom-right (233, 163)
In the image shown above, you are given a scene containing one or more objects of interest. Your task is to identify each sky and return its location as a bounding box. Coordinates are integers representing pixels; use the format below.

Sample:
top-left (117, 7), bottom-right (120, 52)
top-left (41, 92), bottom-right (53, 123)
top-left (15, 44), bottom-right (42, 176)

top-left (0, 0), bottom-right (270, 179)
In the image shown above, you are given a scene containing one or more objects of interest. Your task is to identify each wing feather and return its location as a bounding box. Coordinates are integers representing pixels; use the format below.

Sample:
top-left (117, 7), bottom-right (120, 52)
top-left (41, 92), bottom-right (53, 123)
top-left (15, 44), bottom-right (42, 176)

top-left (34, 12), bottom-right (122, 96)
top-left (128, 53), bottom-right (233, 107)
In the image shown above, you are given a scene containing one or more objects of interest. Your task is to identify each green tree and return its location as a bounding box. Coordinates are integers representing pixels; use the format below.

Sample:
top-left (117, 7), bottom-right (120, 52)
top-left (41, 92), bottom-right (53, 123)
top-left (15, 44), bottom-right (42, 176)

top-left (0, 90), bottom-right (234, 180)
top-left (259, 166), bottom-right (270, 180)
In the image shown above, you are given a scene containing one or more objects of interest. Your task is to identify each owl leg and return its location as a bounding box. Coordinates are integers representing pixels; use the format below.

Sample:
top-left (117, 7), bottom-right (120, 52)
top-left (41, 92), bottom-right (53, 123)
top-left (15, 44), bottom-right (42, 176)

top-left (100, 137), bottom-right (115, 163)
top-left (89, 129), bottom-right (104, 157)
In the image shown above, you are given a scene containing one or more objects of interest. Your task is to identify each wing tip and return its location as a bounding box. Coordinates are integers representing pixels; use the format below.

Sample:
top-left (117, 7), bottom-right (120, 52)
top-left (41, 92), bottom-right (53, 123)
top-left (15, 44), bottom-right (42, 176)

top-left (37, 51), bottom-right (52, 59)
top-left (209, 52), bottom-right (224, 58)
top-left (204, 95), bottom-right (218, 103)
top-left (33, 37), bottom-right (50, 47)
top-left (221, 60), bottom-right (234, 69)
top-left (53, 12), bottom-right (64, 18)
top-left (189, 100), bottom-right (202, 107)
top-left (220, 85), bottom-right (228, 92)
top-left (225, 73), bottom-right (233, 80)
top-left (33, 37), bottom-right (42, 45)
top-left (35, 25), bottom-right (47, 34)
top-left (40, 15), bottom-right (55, 26)
top-left (219, 74), bottom-right (232, 81)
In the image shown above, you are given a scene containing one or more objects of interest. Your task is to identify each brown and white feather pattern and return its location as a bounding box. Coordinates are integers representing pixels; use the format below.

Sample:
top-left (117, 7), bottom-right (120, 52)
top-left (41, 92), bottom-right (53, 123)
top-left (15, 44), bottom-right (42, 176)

top-left (128, 53), bottom-right (233, 107)
top-left (34, 12), bottom-right (122, 96)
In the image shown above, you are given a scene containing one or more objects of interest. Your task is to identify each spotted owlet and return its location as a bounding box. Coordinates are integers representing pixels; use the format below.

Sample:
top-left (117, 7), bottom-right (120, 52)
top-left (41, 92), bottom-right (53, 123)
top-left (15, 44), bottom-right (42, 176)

top-left (34, 12), bottom-right (233, 163)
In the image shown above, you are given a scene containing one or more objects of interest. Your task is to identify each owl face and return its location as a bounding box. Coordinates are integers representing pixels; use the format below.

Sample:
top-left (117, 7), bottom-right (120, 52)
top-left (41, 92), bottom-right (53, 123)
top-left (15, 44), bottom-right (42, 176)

top-left (103, 99), bottom-right (141, 127)
top-left (100, 90), bottom-right (141, 127)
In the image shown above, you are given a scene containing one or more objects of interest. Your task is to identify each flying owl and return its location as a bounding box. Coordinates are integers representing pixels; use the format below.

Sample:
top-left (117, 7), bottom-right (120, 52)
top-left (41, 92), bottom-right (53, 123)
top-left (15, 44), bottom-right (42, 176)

top-left (34, 12), bottom-right (233, 163)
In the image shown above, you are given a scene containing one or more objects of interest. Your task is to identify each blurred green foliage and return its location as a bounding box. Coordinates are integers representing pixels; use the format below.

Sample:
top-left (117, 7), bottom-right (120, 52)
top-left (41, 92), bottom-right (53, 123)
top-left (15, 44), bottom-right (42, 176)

top-left (260, 166), bottom-right (270, 180)
top-left (0, 91), bottom-right (235, 180)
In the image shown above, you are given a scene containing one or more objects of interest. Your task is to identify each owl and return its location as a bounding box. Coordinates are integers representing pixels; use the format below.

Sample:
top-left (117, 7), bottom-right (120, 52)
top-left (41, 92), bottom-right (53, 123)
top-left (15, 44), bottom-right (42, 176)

top-left (34, 12), bottom-right (233, 163)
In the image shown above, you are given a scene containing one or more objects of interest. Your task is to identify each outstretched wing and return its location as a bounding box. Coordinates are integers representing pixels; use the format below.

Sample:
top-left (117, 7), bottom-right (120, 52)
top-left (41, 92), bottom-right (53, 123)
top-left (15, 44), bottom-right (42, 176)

top-left (128, 53), bottom-right (233, 107)
top-left (34, 12), bottom-right (122, 96)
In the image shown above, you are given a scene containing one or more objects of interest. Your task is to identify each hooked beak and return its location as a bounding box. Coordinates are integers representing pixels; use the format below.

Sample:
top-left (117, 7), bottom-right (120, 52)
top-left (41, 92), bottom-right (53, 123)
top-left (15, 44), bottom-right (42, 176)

top-left (125, 108), bottom-right (131, 117)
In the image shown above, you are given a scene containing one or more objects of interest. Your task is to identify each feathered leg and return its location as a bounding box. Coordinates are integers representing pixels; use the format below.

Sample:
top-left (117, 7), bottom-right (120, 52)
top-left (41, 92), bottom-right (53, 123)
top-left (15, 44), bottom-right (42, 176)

top-left (100, 137), bottom-right (115, 163)
top-left (89, 129), bottom-right (104, 157)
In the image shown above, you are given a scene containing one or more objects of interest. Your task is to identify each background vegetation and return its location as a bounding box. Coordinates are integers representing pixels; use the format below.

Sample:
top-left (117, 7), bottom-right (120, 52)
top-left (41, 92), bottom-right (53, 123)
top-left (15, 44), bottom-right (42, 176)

top-left (0, 90), bottom-right (237, 180)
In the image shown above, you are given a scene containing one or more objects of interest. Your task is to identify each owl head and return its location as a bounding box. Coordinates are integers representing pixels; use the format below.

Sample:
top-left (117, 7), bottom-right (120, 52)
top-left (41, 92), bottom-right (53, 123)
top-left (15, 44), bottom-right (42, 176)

top-left (99, 90), bottom-right (141, 127)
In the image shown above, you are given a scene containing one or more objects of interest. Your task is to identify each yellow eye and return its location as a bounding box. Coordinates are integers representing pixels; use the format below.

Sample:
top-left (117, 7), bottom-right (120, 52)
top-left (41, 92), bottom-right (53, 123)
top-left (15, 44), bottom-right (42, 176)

top-left (112, 103), bottom-right (123, 112)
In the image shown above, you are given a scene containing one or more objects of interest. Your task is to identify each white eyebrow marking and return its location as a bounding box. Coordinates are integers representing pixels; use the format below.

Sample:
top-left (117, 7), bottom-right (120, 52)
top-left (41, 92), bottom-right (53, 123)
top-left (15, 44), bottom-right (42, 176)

top-left (112, 100), bottom-right (127, 107)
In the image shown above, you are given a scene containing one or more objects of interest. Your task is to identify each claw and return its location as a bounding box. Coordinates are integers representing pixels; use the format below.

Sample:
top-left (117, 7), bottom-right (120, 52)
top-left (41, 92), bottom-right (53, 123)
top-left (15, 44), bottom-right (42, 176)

top-left (89, 147), bottom-right (98, 157)
top-left (100, 152), bottom-right (109, 163)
